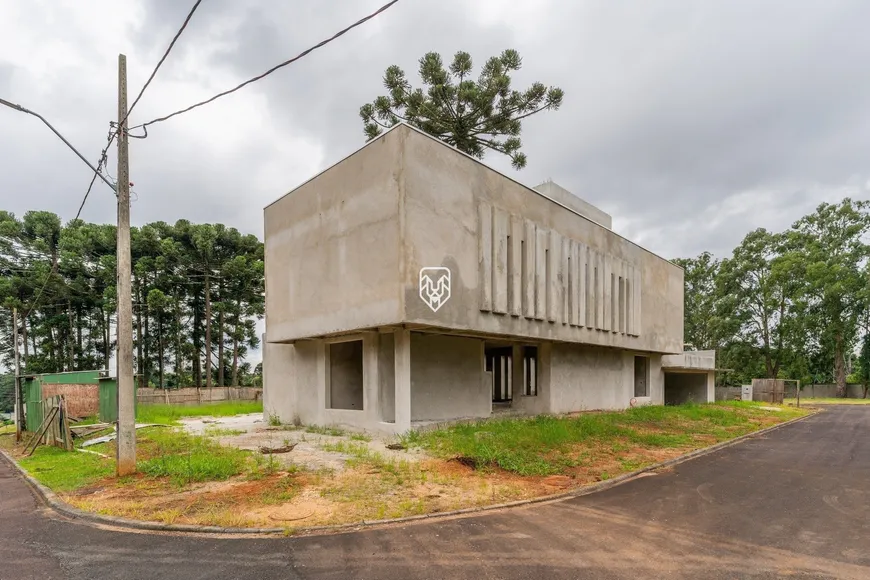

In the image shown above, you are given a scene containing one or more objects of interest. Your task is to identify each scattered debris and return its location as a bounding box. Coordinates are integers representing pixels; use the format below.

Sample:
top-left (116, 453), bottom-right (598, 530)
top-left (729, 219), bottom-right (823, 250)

top-left (258, 443), bottom-right (298, 454)
top-left (80, 424), bottom-right (171, 448)
top-left (70, 423), bottom-right (112, 438)
top-left (81, 433), bottom-right (117, 448)
top-left (77, 448), bottom-right (110, 459)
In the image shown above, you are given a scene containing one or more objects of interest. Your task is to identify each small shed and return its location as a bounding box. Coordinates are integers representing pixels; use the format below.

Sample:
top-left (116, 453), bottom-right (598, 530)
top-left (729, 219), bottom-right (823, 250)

top-left (22, 370), bottom-right (106, 431)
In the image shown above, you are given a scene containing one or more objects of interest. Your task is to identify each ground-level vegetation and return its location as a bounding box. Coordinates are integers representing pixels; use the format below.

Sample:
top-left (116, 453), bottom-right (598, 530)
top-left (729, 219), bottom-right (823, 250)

top-left (0, 401), bottom-right (808, 531)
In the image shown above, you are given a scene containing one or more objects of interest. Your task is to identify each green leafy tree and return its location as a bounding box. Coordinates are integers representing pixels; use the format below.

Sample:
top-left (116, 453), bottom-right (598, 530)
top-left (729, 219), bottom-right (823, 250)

top-left (0, 213), bottom-right (264, 391)
top-left (784, 199), bottom-right (870, 397)
top-left (856, 332), bottom-right (870, 398)
top-left (360, 49), bottom-right (564, 169)
top-left (717, 229), bottom-right (803, 380)
top-left (672, 252), bottom-right (723, 351)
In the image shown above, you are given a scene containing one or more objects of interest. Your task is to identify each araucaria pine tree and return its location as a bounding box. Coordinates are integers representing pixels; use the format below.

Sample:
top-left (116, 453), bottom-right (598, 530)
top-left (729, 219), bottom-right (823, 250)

top-left (360, 49), bottom-right (564, 169)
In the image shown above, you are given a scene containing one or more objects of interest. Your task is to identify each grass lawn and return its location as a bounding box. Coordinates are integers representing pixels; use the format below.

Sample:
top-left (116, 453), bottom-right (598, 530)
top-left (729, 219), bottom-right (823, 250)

top-left (402, 401), bottom-right (807, 477)
top-left (784, 397), bottom-right (870, 405)
top-left (2, 401), bottom-right (807, 530)
top-left (136, 400), bottom-right (263, 424)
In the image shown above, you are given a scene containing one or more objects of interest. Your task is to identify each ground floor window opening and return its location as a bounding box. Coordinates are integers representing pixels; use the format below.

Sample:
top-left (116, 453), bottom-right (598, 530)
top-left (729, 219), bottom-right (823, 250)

top-left (485, 344), bottom-right (539, 405)
top-left (523, 346), bottom-right (538, 396)
top-left (486, 346), bottom-right (512, 404)
top-left (328, 339), bottom-right (364, 410)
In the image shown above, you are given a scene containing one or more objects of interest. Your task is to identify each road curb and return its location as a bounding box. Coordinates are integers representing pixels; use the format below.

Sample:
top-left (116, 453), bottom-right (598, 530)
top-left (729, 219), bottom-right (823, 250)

top-left (0, 407), bottom-right (820, 537)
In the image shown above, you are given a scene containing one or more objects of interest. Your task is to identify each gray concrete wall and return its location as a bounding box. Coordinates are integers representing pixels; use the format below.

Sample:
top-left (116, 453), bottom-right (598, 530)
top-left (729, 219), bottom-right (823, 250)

top-left (264, 133), bottom-right (404, 343)
top-left (547, 344), bottom-right (664, 413)
top-left (511, 343), bottom-right (553, 415)
top-left (410, 333), bottom-right (489, 421)
top-left (378, 333), bottom-right (396, 422)
top-left (662, 350), bottom-right (715, 371)
top-left (291, 341), bottom-right (320, 424)
top-left (532, 181), bottom-right (612, 229)
top-left (268, 334), bottom-right (393, 433)
top-left (398, 125), bottom-right (683, 355)
top-left (263, 341), bottom-right (296, 423)
top-left (664, 372), bottom-right (709, 405)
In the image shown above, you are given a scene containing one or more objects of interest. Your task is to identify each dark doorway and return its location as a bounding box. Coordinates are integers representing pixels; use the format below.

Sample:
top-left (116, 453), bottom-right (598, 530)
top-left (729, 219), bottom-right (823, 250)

top-left (634, 356), bottom-right (649, 398)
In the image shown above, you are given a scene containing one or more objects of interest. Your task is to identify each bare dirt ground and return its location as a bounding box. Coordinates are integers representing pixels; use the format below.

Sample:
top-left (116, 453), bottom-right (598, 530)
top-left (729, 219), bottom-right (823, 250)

top-left (54, 406), bottom-right (800, 530)
top-left (63, 412), bottom-right (690, 530)
top-left (179, 413), bottom-right (427, 472)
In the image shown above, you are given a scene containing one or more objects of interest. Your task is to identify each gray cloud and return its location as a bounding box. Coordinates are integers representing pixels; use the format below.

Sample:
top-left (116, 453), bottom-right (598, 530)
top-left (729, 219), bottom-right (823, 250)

top-left (5, 0), bottom-right (870, 266)
top-left (134, 0), bottom-right (870, 259)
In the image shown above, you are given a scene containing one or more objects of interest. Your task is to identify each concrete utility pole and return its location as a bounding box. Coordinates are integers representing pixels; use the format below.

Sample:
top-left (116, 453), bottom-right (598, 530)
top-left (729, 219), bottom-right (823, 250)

top-left (12, 307), bottom-right (22, 442)
top-left (116, 54), bottom-right (136, 476)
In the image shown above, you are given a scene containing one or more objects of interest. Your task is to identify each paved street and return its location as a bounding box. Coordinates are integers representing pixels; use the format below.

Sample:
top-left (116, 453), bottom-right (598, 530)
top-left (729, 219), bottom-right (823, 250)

top-left (2, 406), bottom-right (868, 580)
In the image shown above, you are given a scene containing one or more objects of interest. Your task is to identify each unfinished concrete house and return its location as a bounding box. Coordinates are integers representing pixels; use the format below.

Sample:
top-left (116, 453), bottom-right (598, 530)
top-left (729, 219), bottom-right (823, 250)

top-left (263, 123), bottom-right (708, 434)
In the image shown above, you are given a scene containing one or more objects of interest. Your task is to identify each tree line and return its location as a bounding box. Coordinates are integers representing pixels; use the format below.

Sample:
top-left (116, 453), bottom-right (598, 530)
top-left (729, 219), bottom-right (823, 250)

top-left (674, 198), bottom-right (870, 396)
top-left (0, 211), bottom-right (264, 389)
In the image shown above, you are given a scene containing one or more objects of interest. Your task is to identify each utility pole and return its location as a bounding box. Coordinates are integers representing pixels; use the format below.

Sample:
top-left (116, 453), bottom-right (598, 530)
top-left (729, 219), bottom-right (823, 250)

top-left (116, 54), bottom-right (136, 476)
top-left (12, 307), bottom-right (22, 442)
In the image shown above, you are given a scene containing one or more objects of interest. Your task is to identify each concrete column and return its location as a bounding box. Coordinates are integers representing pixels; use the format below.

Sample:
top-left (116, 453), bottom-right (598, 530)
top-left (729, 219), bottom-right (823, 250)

top-left (364, 333), bottom-right (381, 425)
top-left (539, 342), bottom-right (552, 413)
top-left (512, 344), bottom-right (524, 401)
top-left (316, 341), bottom-right (327, 413)
top-left (394, 329), bottom-right (412, 432)
top-left (706, 370), bottom-right (715, 403)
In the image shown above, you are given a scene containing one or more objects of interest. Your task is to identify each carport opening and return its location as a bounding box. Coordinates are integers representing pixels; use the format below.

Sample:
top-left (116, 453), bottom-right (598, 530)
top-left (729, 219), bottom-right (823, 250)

top-left (664, 372), bottom-right (707, 405)
top-left (328, 340), bottom-right (364, 410)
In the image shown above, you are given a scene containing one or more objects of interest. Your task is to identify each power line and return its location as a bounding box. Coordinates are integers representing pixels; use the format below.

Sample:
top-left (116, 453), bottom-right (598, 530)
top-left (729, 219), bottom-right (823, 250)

top-left (124, 0), bottom-right (203, 131)
top-left (132, 0), bottom-right (402, 131)
top-left (75, 135), bottom-right (112, 221)
top-left (76, 0), bottom-right (205, 215)
top-left (0, 98), bottom-right (116, 321)
top-left (0, 97), bottom-right (116, 192)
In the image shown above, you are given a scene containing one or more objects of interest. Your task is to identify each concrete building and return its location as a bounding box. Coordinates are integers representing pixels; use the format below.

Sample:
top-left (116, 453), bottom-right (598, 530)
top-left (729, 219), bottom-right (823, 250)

top-left (263, 123), bottom-right (708, 434)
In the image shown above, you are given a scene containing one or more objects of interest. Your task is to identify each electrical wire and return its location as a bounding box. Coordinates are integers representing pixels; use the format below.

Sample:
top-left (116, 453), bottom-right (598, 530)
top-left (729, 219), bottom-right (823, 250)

top-left (75, 140), bottom-right (111, 221)
top-left (76, 0), bottom-right (204, 212)
top-left (131, 0), bottom-right (402, 131)
top-left (121, 0), bottom-right (203, 133)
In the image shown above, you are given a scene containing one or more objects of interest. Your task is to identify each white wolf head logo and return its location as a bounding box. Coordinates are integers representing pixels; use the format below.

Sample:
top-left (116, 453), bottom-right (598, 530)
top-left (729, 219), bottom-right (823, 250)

top-left (419, 267), bottom-right (451, 312)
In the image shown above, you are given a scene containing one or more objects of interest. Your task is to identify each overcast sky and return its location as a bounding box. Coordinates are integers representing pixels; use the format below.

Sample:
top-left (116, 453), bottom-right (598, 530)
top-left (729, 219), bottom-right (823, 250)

top-left (3, 0), bottom-right (870, 361)
top-left (4, 0), bottom-right (870, 256)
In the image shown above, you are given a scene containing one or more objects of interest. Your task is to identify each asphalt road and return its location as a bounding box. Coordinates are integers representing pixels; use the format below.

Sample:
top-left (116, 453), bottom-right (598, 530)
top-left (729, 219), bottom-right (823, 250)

top-left (2, 405), bottom-right (868, 580)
